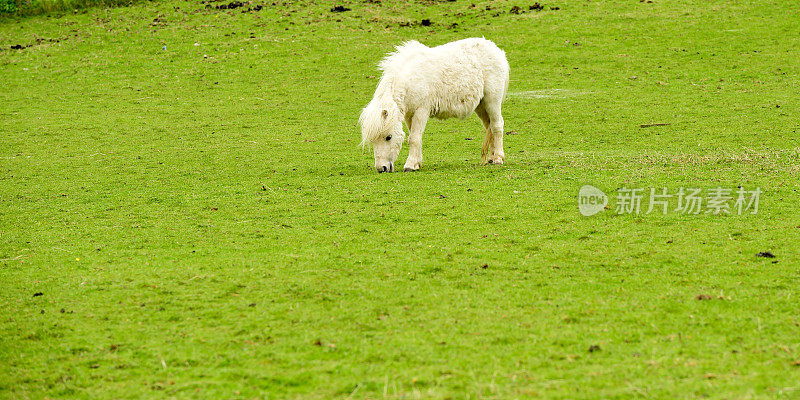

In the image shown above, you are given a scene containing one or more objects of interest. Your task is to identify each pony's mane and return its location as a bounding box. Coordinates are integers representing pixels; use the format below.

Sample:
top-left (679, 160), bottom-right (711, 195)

top-left (378, 40), bottom-right (429, 74)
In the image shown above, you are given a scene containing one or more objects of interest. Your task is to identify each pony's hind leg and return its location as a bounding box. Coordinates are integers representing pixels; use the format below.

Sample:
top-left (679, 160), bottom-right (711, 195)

top-left (483, 96), bottom-right (505, 165)
top-left (475, 102), bottom-right (494, 165)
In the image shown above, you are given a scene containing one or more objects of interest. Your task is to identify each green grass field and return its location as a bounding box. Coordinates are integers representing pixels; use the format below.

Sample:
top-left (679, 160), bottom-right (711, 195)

top-left (2, 0), bottom-right (800, 398)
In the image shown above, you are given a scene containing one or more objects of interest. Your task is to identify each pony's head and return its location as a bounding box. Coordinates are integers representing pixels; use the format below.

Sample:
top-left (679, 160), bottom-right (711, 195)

top-left (359, 99), bottom-right (404, 173)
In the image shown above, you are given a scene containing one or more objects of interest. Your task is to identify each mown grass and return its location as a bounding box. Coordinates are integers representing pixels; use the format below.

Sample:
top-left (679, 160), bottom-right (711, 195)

top-left (1, 0), bottom-right (800, 398)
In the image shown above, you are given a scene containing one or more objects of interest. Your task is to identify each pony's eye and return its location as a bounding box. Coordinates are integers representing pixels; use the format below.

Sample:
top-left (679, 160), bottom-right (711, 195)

top-left (385, 135), bottom-right (392, 141)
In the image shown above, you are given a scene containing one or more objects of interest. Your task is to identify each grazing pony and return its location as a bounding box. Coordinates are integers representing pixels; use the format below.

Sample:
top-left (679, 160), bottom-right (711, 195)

top-left (359, 38), bottom-right (510, 172)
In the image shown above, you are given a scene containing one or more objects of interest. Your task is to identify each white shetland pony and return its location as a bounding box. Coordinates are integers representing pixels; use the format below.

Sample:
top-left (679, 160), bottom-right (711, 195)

top-left (359, 38), bottom-right (509, 172)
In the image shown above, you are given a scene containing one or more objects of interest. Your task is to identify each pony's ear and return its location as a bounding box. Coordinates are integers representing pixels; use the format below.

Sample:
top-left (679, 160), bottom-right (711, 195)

top-left (381, 109), bottom-right (388, 119)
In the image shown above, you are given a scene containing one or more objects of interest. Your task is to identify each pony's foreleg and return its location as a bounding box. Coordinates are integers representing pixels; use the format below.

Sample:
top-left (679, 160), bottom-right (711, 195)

top-left (403, 111), bottom-right (428, 172)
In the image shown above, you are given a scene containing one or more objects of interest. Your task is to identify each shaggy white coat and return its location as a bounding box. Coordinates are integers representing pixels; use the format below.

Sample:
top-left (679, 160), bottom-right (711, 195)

top-left (359, 38), bottom-right (510, 172)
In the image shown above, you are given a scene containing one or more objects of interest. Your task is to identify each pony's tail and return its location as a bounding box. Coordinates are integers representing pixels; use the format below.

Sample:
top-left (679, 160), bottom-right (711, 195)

top-left (358, 97), bottom-right (400, 147)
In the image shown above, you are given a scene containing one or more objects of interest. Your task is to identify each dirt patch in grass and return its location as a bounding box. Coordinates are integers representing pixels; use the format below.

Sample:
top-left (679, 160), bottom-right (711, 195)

top-left (8, 37), bottom-right (61, 51)
top-left (201, 0), bottom-right (264, 11)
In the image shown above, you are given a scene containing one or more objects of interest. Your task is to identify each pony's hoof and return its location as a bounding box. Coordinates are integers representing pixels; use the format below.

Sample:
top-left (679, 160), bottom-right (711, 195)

top-left (488, 155), bottom-right (504, 165)
top-left (403, 160), bottom-right (421, 171)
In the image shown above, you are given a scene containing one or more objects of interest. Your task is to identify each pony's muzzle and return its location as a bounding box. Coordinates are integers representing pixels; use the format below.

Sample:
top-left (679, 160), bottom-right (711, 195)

top-left (376, 163), bottom-right (394, 173)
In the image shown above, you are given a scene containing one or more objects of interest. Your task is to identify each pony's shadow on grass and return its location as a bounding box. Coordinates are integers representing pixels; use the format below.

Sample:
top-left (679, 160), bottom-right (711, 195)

top-left (325, 159), bottom-right (502, 177)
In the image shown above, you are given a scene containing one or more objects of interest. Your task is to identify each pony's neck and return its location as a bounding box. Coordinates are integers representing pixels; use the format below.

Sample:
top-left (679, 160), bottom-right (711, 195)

top-left (374, 74), bottom-right (404, 114)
